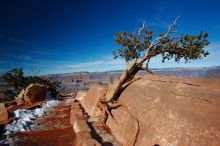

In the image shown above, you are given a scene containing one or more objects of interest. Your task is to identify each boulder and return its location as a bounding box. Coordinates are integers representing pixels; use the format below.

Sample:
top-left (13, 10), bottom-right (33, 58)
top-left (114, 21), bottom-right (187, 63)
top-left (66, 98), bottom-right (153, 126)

top-left (75, 91), bottom-right (87, 102)
top-left (15, 88), bottom-right (26, 104)
top-left (16, 83), bottom-right (48, 104)
top-left (0, 109), bottom-right (8, 124)
top-left (81, 85), bottom-right (108, 117)
top-left (106, 75), bottom-right (220, 146)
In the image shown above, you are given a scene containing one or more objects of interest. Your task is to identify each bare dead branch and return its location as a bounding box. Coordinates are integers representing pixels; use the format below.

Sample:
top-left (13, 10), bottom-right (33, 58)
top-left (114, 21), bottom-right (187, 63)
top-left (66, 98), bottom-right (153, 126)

top-left (138, 21), bottom-right (146, 35)
top-left (148, 16), bottom-right (180, 50)
top-left (30, 66), bottom-right (40, 76)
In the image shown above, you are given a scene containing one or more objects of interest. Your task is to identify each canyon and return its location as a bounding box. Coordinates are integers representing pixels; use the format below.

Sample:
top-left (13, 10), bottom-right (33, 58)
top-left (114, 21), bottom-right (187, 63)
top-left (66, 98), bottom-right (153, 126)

top-left (41, 66), bottom-right (220, 93)
top-left (1, 67), bottom-right (220, 146)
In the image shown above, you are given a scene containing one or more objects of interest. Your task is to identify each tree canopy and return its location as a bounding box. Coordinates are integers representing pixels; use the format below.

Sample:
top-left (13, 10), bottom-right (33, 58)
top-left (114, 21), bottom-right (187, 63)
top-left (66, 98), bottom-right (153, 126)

top-left (104, 17), bottom-right (210, 103)
top-left (113, 18), bottom-right (209, 68)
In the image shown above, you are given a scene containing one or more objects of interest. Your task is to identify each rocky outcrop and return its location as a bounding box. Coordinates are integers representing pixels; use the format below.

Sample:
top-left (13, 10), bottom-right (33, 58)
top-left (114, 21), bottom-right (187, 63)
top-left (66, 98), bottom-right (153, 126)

top-left (75, 91), bottom-right (87, 102)
top-left (106, 75), bottom-right (220, 146)
top-left (15, 83), bottom-right (48, 105)
top-left (81, 85), bottom-right (107, 117)
top-left (16, 89), bottom-right (26, 104)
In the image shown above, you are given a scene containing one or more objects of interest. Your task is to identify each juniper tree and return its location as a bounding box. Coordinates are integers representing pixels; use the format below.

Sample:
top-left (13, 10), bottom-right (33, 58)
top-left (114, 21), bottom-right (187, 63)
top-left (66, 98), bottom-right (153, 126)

top-left (104, 17), bottom-right (209, 103)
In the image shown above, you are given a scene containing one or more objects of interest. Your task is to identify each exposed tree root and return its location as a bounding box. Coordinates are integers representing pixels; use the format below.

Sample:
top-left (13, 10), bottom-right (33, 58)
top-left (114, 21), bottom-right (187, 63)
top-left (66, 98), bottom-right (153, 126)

top-left (107, 101), bottom-right (122, 109)
top-left (99, 103), bottom-right (116, 125)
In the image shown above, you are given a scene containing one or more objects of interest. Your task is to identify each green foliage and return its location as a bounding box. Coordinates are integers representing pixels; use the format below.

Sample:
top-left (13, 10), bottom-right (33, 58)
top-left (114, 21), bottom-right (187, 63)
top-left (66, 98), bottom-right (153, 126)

top-left (2, 68), bottom-right (25, 90)
top-left (156, 31), bottom-right (209, 63)
top-left (2, 68), bottom-right (61, 97)
top-left (113, 30), bottom-right (155, 62)
top-left (113, 25), bottom-right (209, 64)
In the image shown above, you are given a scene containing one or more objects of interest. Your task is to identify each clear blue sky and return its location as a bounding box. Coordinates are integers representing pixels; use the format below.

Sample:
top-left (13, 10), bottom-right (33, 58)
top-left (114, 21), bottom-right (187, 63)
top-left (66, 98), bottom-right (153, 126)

top-left (0, 0), bottom-right (220, 75)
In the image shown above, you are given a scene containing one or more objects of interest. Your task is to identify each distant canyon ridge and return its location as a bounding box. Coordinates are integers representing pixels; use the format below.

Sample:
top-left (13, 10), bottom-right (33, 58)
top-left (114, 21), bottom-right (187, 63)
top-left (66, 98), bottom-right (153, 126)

top-left (40, 66), bottom-right (220, 93)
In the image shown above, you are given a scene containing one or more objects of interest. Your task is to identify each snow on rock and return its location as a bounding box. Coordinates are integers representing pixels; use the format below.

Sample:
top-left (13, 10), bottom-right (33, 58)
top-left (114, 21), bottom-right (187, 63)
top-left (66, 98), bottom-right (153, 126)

top-left (4, 100), bottom-right (60, 134)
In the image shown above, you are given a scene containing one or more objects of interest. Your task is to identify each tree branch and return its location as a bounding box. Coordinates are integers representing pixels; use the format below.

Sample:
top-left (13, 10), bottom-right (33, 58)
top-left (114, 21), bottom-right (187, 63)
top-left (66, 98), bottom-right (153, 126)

top-left (30, 66), bottom-right (40, 76)
top-left (138, 21), bottom-right (146, 36)
top-left (140, 67), bottom-right (156, 75)
top-left (148, 16), bottom-right (180, 51)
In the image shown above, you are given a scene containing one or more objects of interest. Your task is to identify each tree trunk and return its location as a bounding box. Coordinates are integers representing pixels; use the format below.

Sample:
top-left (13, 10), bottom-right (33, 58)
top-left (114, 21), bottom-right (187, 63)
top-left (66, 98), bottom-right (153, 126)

top-left (104, 60), bottom-right (139, 102)
top-left (104, 55), bottom-right (151, 103)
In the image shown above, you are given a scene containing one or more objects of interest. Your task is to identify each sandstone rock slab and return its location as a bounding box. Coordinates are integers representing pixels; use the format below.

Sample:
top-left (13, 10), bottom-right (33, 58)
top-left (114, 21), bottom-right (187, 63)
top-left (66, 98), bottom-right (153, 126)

top-left (70, 110), bottom-right (84, 126)
top-left (110, 75), bottom-right (220, 146)
top-left (75, 91), bottom-right (87, 102)
top-left (81, 85), bottom-right (107, 117)
top-left (106, 106), bottom-right (139, 146)
top-left (73, 118), bottom-right (91, 133)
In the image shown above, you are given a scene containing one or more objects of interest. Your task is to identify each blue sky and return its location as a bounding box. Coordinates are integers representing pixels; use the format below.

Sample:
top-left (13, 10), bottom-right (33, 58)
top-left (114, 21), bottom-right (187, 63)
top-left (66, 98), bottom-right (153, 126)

top-left (0, 0), bottom-right (220, 75)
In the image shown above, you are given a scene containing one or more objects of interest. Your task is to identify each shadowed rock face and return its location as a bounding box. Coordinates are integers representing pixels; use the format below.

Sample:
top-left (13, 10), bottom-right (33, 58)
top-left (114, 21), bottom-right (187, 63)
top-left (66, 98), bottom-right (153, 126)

top-left (81, 85), bottom-right (108, 117)
top-left (106, 106), bottom-right (139, 146)
top-left (106, 75), bottom-right (220, 146)
top-left (16, 84), bottom-right (48, 105)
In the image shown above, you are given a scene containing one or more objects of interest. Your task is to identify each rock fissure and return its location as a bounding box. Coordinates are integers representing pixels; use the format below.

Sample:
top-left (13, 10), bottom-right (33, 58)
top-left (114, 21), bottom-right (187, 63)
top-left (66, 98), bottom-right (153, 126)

top-left (147, 78), bottom-right (200, 87)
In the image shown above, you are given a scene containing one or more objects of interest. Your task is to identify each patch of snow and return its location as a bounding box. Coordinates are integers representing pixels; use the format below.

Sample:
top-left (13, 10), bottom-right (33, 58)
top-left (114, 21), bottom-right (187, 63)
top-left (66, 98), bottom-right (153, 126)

top-left (0, 100), bottom-right (61, 145)
top-left (4, 100), bottom-right (60, 134)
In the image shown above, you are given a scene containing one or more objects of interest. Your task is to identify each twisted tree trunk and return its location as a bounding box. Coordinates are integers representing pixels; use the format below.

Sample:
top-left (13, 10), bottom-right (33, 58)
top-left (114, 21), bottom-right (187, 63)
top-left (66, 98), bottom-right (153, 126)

top-left (104, 59), bottom-right (138, 102)
top-left (104, 55), bottom-right (153, 103)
